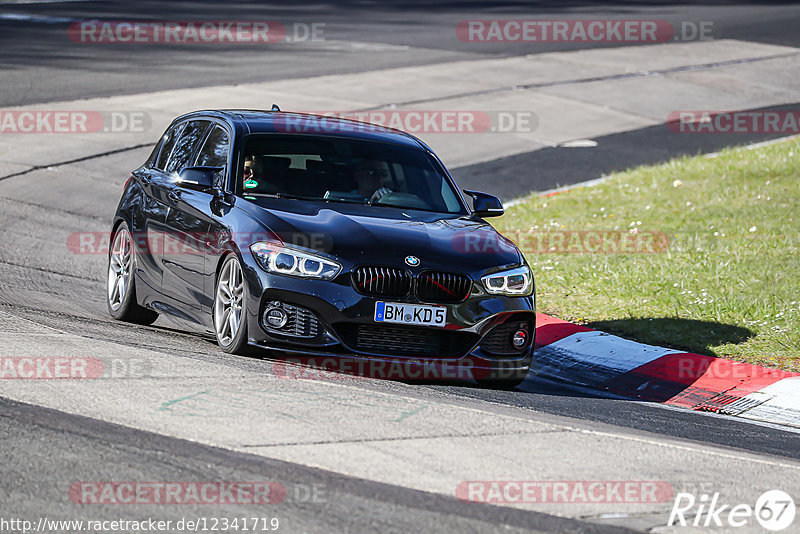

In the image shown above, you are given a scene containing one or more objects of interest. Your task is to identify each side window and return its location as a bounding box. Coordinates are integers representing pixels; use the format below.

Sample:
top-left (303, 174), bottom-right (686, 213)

top-left (165, 120), bottom-right (210, 174)
top-left (195, 126), bottom-right (229, 169)
top-left (155, 123), bottom-right (184, 171)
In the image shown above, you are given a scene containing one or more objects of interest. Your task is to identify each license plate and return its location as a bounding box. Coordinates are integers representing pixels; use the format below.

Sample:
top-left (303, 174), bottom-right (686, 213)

top-left (374, 302), bottom-right (446, 327)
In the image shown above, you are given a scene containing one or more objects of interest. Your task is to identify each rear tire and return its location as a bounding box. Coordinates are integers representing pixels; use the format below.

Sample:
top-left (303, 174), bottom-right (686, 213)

top-left (107, 222), bottom-right (159, 325)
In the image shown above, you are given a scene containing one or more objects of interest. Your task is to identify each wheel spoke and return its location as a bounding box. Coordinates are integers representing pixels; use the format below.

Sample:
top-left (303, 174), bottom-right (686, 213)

top-left (222, 307), bottom-right (233, 337)
top-left (110, 256), bottom-right (122, 273)
top-left (117, 275), bottom-right (126, 302)
top-left (229, 308), bottom-right (239, 338)
top-left (109, 275), bottom-right (120, 303)
top-left (219, 283), bottom-right (232, 301)
top-left (214, 308), bottom-right (222, 335)
top-left (115, 277), bottom-right (123, 301)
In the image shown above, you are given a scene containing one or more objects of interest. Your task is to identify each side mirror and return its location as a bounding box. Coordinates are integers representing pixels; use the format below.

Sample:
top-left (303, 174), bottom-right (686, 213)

top-left (464, 190), bottom-right (504, 217)
top-left (175, 166), bottom-right (223, 191)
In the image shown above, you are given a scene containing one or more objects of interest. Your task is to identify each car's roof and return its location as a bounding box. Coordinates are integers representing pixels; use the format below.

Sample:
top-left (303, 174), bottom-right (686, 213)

top-left (175, 109), bottom-right (427, 150)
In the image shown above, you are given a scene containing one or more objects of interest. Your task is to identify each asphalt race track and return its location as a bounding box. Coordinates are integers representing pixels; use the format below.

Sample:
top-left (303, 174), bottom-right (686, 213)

top-left (3, 0), bottom-right (800, 107)
top-left (1, 2), bottom-right (799, 533)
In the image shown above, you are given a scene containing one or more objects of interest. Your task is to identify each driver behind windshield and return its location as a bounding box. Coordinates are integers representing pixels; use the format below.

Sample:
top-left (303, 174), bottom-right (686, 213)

top-left (352, 159), bottom-right (392, 203)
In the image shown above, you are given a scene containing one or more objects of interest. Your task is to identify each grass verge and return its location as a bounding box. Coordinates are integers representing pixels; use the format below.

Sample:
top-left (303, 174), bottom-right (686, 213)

top-left (495, 138), bottom-right (799, 371)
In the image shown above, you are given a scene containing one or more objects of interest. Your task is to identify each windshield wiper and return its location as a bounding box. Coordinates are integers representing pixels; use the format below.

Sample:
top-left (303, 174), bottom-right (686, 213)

top-left (327, 197), bottom-right (368, 205)
top-left (251, 192), bottom-right (319, 201)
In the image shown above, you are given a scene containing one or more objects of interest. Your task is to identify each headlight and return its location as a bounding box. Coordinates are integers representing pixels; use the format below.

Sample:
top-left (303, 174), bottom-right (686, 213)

top-left (250, 241), bottom-right (341, 280)
top-left (481, 265), bottom-right (533, 296)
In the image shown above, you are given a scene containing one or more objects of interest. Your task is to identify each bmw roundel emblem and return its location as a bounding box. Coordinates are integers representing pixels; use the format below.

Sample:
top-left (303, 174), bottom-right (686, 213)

top-left (405, 255), bottom-right (420, 267)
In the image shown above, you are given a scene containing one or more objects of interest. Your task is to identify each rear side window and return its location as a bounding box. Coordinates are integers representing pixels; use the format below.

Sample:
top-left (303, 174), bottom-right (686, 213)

top-left (165, 120), bottom-right (210, 174)
top-left (195, 126), bottom-right (229, 169)
top-left (155, 123), bottom-right (184, 171)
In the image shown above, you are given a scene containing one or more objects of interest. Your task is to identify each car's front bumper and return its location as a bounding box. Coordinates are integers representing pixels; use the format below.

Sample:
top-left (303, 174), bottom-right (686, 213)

top-left (241, 253), bottom-right (535, 377)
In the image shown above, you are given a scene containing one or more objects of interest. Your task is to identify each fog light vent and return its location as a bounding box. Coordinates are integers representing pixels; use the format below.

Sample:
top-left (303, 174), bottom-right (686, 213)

top-left (262, 301), bottom-right (321, 338)
top-left (480, 320), bottom-right (531, 356)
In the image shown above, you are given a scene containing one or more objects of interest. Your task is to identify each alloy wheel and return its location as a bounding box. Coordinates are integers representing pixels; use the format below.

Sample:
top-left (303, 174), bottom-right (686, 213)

top-left (107, 227), bottom-right (132, 311)
top-left (214, 258), bottom-right (245, 345)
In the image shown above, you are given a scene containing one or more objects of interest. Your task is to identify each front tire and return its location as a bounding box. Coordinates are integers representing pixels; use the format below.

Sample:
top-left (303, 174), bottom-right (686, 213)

top-left (107, 222), bottom-right (159, 325)
top-left (213, 255), bottom-right (253, 355)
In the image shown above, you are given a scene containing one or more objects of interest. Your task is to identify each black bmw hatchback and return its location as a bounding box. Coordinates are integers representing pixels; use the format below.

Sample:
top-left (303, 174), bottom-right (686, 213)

top-left (108, 109), bottom-right (535, 385)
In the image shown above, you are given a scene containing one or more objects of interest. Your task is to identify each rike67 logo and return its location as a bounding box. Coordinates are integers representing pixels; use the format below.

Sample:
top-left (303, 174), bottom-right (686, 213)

top-left (669, 490), bottom-right (796, 531)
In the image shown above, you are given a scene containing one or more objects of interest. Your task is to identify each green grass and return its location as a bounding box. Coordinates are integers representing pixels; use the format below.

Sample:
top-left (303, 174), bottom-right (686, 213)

top-left (495, 139), bottom-right (800, 371)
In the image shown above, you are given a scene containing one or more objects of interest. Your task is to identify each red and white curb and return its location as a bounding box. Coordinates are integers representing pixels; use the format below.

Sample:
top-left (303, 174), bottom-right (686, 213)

top-left (527, 313), bottom-right (800, 429)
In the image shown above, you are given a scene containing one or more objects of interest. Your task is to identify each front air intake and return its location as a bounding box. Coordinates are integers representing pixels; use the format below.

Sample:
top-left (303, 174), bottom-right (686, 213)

top-left (416, 271), bottom-right (472, 303)
top-left (352, 266), bottom-right (412, 298)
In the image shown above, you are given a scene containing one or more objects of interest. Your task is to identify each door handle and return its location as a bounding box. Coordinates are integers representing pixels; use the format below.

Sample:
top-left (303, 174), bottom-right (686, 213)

top-left (168, 190), bottom-right (181, 203)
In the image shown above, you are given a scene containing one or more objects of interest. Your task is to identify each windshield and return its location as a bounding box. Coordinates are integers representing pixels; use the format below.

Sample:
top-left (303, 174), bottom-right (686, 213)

top-left (239, 134), bottom-right (466, 214)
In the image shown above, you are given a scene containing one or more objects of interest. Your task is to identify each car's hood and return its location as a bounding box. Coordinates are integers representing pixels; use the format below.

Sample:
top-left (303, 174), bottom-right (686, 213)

top-left (238, 199), bottom-right (521, 273)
